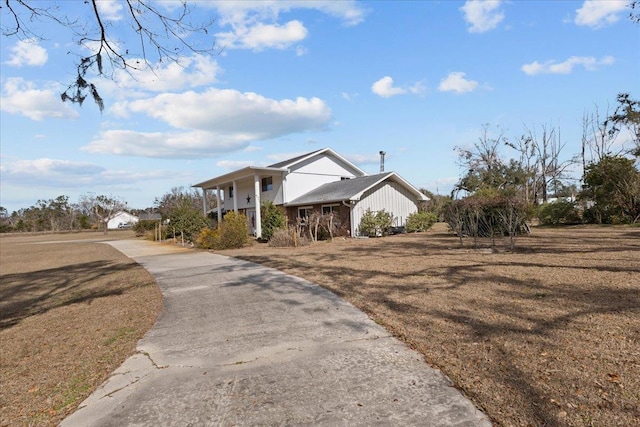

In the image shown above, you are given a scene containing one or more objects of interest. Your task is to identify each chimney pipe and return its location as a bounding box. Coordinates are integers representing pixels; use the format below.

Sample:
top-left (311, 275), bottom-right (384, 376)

top-left (379, 151), bottom-right (386, 173)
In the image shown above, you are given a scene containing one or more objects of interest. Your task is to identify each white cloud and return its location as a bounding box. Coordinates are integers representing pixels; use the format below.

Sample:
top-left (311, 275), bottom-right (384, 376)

top-left (371, 76), bottom-right (407, 98)
top-left (460, 0), bottom-right (505, 33)
top-left (0, 78), bottom-right (78, 121)
top-left (216, 160), bottom-right (257, 169)
top-left (0, 158), bottom-right (104, 186)
top-left (83, 129), bottom-right (249, 159)
top-left (85, 89), bottom-right (332, 158)
top-left (0, 158), bottom-right (171, 188)
top-left (521, 55), bottom-right (615, 75)
top-left (438, 72), bottom-right (479, 94)
top-left (209, 1), bottom-right (365, 51)
top-left (574, 0), bottom-right (627, 28)
top-left (103, 54), bottom-right (221, 101)
top-left (266, 151), bottom-right (308, 163)
top-left (5, 39), bottom-right (48, 67)
top-left (96, 0), bottom-right (124, 21)
top-left (130, 88), bottom-right (331, 134)
top-left (218, 20), bottom-right (308, 51)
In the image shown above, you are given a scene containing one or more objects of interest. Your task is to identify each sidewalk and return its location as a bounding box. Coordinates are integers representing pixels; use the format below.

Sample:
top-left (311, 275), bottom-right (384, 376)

top-left (61, 240), bottom-right (491, 426)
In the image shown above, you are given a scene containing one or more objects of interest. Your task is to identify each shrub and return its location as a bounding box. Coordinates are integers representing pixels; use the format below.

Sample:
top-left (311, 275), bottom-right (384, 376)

top-left (405, 211), bottom-right (437, 232)
top-left (268, 227), bottom-right (309, 247)
top-left (445, 195), bottom-right (532, 248)
top-left (537, 201), bottom-right (582, 226)
top-left (196, 211), bottom-right (249, 250)
top-left (358, 209), bottom-right (393, 237)
top-left (196, 227), bottom-right (219, 249)
top-left (217, 211), bottom-right (249, 249)
top-left (261, 201), bottom-right (286, 241)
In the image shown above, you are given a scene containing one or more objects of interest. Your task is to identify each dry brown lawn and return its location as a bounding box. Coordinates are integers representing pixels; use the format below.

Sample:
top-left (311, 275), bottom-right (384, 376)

top-left (222, 224), bottom-right (640, 427)
top-left (0, 231), bottom-right (162, 427)
top-left (1, 226), bottom-right (638, 427)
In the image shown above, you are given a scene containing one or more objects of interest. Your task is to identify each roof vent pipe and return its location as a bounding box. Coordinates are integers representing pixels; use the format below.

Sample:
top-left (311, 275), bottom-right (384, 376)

top-left (379, 151), bottom-right (386, 173)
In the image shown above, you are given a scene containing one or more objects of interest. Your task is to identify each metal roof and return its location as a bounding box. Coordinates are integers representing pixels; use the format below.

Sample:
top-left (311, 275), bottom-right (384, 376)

top-left (267, 148), bottom-right (324, 168)
top-left (286, 172), bottom-right (428, 206)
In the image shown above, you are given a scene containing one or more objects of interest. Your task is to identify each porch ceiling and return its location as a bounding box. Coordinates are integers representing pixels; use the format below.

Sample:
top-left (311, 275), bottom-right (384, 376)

top-left (193, 167), bottom-right (285, 190)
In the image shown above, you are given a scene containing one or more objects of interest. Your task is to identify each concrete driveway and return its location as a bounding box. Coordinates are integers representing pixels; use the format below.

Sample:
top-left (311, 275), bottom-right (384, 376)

top-left (61, 240), bottom-right (491, 426)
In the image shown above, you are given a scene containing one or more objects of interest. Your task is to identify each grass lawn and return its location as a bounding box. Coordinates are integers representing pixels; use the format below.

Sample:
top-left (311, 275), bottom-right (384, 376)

top-left (0, 231), bottom-right (162, 427)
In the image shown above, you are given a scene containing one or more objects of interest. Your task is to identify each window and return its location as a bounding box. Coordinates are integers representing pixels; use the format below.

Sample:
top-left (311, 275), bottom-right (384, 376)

top-left (322, 205), bottom-right (338, 215)
top-left (261, 176), bottom-right (273, 192)
top-left (298, 207), bottom-right (313, 219)
top-left (228, 186), bottom-right (234, 198)
top-left (341, 177), bottom-right (351, 181)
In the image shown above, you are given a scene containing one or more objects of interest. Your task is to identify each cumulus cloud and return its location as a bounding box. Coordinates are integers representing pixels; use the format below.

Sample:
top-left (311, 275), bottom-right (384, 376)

top-left (103, 54), bottom-right (221, 101)
top-left (460, 0), bottom-right (505, 33)
top-left (5, 39), bottom-right (48, 67)
top-left (217, 20), bottom-right (308, 51)
top-left (438, 72), bottom-right (479, 94)
top-left (371, 76), bottom-right (406, 98)
top-left (96, 0), bottom-right (124, 21)
top-left (521, 56), bottom-right (615, 75)
top-left (0, 158), bottom-right (171, 189)
top-left (85, 89), bottom-right (332, 158)
top-left (83, 130), bottom-right (250, 159)
top-left (1, 78), bottom-right (78, 120)
top-left (574, 0), bottom-right (627, 28)
top-left (0, 158), bottom-right (105, 186)
top-left (209, 1), bottom-right (365, 51)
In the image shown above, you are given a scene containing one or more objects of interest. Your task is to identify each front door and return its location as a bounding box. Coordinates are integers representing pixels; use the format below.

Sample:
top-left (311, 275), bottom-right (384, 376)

top-left (247, 209), bottom-right (256, 236)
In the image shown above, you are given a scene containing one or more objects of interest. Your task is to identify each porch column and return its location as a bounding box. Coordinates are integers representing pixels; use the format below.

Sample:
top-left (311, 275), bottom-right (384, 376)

top-left (216, 186), bottom-right (222, 228)
top-left (202, 188), bottom-right (208, 215)
top-left (232, 180), bottom-right (238, 212)
top-left (253, 174), bottom-right (262, 238)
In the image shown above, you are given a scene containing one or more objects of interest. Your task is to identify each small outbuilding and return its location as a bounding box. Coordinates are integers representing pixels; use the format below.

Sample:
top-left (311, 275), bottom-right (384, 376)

top-left (107, 211), bottom-right (139, 230)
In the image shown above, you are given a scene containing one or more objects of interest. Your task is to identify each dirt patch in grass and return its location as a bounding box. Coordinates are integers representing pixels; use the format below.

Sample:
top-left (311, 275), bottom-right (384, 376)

top-left (0, 231), bottom-right (162, 427)
top-left (222, 224), bottom-right (640, 427)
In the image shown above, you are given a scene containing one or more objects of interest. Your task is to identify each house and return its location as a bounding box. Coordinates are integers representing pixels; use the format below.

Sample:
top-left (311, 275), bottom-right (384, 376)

top-left (107, 211), bottom-right (139, 230)
top-left (192, 148), bottom-right (427, 237)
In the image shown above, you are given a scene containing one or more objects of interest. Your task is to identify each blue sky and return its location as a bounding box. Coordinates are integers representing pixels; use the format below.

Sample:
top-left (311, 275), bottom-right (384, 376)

top-left (1, 0), bottom-right (638, 212)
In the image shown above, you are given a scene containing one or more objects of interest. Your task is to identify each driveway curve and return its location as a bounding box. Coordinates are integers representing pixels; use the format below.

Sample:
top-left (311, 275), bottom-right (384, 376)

top-left (61, 240), bottom-right (491, 426)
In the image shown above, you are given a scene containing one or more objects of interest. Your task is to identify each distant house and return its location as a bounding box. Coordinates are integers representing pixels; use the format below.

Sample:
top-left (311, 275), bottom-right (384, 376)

top-left (193, 148), bottom-right (427, 238)
top-left (107, 211), bottom-right (139, 230)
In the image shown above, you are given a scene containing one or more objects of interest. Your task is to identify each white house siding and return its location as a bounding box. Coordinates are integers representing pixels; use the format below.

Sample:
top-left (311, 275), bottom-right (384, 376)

top-left (353, 181), bottom-right (419, 236)
top-left (223, 174), bottom-right (284, 211)
top-left (285, 156), bottom-right (360, 203)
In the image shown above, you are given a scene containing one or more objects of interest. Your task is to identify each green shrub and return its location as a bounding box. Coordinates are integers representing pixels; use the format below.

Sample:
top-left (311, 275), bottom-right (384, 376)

top-left (537, 200), bottom-right (581, 226)
top-left (195, 227), bottom-right (219, 249)
top-left (358, 209), bottom-right (393, 237)
top-left (405, 211), bottom-right (437, 232)
top-left (197, 212), bottom-right (249, 250)
top-left (261, 201), bottom-right (286, 241)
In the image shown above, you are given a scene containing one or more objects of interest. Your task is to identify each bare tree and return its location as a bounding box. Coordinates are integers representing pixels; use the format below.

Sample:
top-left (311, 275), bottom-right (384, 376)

top-left (78, 193), bottom-right (127, 234)
top-left (521, 123), bottom-right (574, 203)
top-left (2, 0), bottom-right (216, 110)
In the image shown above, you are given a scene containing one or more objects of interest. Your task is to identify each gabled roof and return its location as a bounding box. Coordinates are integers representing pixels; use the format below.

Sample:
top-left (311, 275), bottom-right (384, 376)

top-left (192, 147), bottom-right (365, 189)
top-left (286, 172), bottom-right (428, 206)
top-left (267, 149), bottom-right (324, 168)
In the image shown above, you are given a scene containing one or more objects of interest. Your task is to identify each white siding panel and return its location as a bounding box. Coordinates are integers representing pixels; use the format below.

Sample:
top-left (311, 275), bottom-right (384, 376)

top-left (292, 155), bottom-right (361, 177)
top-left (284, 173), bottom-right (343, 203)
top-left (353, 181), bottom-right (419, 236)
top-left (224, 174), bottom-right (283, 210)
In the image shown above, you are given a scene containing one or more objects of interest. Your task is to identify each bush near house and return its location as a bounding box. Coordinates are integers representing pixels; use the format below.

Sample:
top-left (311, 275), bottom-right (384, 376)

top-left (405, 211), bottom-right (437, 233)
top-left (196, 211), bottom-right (249, 250)
top-left (358, 209), bottom-right (393, 237)
top-left (261, 201), bottom-right (287, 241)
